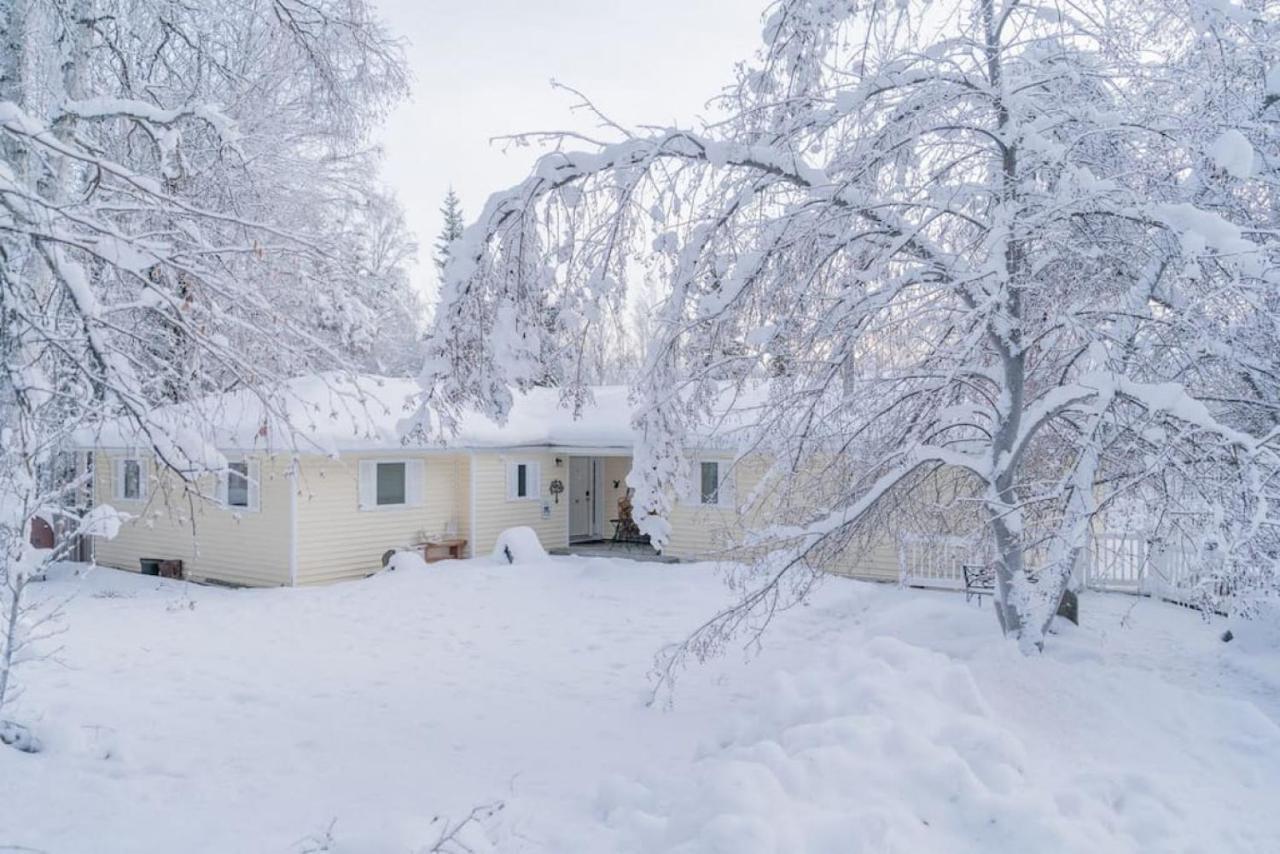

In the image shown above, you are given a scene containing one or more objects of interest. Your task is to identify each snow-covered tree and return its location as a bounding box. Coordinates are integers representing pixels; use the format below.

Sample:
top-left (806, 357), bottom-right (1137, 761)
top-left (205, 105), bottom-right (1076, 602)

top-left (0, 0), bottom-right (407, 737)
top-left (419, 0), bottom-right (1280, 651)
top-left (435, 188), bottom-right (466, 278)
top-left (321, 188), bottom-right (424, 375)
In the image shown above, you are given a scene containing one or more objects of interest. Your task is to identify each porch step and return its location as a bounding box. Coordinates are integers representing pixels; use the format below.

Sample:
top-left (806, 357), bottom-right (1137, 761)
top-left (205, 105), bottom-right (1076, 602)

top-left (550, 544), bottom-right (681, 563)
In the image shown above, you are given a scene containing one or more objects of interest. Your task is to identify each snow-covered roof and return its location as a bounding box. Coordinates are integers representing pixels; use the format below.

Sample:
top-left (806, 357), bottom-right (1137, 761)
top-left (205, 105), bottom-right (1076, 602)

top-left (456, 383), bottom-right (638, 450)
top-left (74, 373), bottom-right (641, 455)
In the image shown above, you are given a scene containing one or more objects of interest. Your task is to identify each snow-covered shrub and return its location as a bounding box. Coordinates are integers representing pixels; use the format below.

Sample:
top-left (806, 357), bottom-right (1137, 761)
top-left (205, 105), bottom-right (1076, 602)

top-left (492, 528), bottom-right (547, 565)
top-left (387, 550), bottom-right (430, 573)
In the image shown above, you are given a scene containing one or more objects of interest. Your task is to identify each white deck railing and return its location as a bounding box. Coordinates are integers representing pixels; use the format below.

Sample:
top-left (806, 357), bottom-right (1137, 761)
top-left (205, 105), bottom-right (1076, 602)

top-left (896, 534), bottom-right (988, 589)
top-left (897, 530), bottom-right (1214, 608)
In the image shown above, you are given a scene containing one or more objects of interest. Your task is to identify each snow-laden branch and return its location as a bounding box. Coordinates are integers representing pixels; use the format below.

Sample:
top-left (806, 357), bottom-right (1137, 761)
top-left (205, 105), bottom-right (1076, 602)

top-left (58, 98), bottom-right (238, 142)
top-left (1, 0), bottom-right (410, 732)
top-left (423, 0), bottom-right (1280, 649)
top-left (748, 444), bottom-right (983, 551)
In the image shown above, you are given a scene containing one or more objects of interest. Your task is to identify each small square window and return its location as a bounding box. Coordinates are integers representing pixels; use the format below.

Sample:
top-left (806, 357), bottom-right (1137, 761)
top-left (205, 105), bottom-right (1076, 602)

top-left (122, 459), bottom-right (141, 500)
top-left (700, 462), bottom-right (719, 505)
top-left (376, 462), bottom-right (406, 506)
top-left (226, 462), bottom-right (250, 508)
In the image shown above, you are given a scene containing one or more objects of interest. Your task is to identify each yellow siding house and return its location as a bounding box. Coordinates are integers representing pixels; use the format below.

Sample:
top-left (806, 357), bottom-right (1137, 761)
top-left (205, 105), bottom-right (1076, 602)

top-left (76, 375), bottom-right (897, 587)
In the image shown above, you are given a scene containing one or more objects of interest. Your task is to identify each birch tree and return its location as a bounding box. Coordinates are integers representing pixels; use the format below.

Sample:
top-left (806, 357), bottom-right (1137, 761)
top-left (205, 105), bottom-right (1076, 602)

top-left (0, 0), bottom-right (406, 740)
top-left (420, 0), bottom-right (1280, 650)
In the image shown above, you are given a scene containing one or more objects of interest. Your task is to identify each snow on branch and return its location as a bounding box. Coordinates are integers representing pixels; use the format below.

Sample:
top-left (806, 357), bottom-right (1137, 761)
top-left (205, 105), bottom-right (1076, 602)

top-left (423, 0), bottom-right (1280, 649)
top-left (58, 98), bottom-right (238, 142)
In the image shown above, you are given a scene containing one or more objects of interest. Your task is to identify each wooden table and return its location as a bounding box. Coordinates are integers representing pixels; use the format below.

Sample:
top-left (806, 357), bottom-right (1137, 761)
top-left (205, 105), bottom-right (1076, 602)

top-left (419, 538), bottom-right (467, 563)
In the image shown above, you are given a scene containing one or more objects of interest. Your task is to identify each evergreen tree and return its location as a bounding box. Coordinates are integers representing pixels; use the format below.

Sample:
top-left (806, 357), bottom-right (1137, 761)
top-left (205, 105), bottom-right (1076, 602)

top-left (435, 188), bottom-right (465, 277)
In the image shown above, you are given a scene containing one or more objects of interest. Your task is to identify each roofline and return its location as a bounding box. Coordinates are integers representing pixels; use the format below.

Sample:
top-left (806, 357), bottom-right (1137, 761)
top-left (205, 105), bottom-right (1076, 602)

top-left (75, 441), bottom-right (644, 456)
top-left (474, 444), bottom-right (635, 456)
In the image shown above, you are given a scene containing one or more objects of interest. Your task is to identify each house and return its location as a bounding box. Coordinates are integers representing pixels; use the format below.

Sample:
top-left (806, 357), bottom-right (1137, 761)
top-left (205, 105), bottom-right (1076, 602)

top-left (72, 374), bottom-right (902, 587)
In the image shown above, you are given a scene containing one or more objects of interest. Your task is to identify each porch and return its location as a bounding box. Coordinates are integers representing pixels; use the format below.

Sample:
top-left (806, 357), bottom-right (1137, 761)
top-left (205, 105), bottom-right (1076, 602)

top-left (559, 452), bottom-right (675, 561)
top-left (565, 453), bottom-right (632, 542)
top-left (549, 540), bottom-right (677, 563)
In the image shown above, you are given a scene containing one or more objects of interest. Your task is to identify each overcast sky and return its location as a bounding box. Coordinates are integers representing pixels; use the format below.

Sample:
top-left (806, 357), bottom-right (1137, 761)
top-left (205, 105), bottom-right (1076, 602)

top-left (372, 0), bottom-right (764, 300)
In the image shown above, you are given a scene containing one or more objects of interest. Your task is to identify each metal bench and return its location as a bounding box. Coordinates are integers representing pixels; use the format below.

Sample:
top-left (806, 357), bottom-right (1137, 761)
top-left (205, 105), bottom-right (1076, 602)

top-left (962, 563), bottom-right (995, 605)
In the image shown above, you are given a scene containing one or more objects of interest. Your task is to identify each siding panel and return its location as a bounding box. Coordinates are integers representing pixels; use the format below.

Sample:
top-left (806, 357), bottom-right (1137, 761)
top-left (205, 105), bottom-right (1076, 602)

top-left (293, 453), bottom-right (469, 585)
top-left (663, 454), bottom-right (903, 581)
top-left (469, 451), bottom-right (567, 556)
top-left (90, 452), bottom-right (291, 587)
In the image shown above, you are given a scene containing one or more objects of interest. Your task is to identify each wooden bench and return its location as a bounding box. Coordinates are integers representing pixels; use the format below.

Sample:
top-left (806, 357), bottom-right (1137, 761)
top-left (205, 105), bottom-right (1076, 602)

top-left (419, 538), bottom-right (467, 563)
top-left (962, 563), bottom-right (995, 605)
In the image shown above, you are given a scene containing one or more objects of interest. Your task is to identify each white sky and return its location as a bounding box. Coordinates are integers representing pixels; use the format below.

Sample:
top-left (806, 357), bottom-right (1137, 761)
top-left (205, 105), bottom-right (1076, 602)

top-left (372, 0), bottom-right (764, 301)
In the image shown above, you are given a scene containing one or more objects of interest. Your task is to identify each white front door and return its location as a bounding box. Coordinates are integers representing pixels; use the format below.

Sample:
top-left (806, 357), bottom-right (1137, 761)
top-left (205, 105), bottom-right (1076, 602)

top-left (569, 457), bottom-right (594, 540)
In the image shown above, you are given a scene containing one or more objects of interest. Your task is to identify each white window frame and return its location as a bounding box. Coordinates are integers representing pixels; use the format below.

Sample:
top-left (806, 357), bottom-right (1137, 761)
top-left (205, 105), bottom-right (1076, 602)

top-left (506, 460), bottom-right (542, 502)
top-left (218, 458), bottom-right (261, 513)
top-left (358, 458), bottom-right (425, 511)
top-left (112, 456), bottom-right (147, 503)
top-left (690, 458), bottom-right (734, 509)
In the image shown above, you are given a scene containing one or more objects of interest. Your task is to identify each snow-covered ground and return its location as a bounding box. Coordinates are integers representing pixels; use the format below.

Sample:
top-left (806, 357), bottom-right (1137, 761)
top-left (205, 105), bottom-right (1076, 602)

top-left (2, 556), bottom-right (1278, 853)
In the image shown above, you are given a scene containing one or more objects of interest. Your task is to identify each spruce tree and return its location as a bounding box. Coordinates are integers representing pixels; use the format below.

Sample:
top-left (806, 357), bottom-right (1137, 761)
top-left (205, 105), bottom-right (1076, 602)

top-left (435, 188), bottom-right (465, 277)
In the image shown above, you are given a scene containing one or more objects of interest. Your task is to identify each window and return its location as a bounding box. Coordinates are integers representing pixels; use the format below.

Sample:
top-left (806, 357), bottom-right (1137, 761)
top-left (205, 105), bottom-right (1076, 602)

top-left (376, 462), bottom-right (407, 506)
top-left (700, 461), bottom-right (720, 505)
top-left (506, 461), bottom-right (541, 501)
top-left (690, 458), bottom-right (733, 508)
top-left (114, 458), bottom-right (144, 502)
top-left (219, 459), bottom-right (260, 511)
top-left (226, 462), bottom-right (250, 508)
top-left (357, 459), bottom-right (423, 511)
top-left (124, 460), bottom-right (141, 499)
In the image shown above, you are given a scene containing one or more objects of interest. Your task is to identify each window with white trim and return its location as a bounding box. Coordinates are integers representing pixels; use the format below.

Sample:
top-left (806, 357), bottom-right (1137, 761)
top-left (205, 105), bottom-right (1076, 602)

top-left (357, 459), bottom-right (425, 511)
top-left (113, 457), bottom-right (145, 502)
top-left (218, 459), bottom-right (261, 512)
top-left (376, 462), bottom-right (407, 506)
top-left (506, 461), bottom-right (541, 501)
top-left (690, 458), bottom-right (734, 508)
top-left (226, 461), bottom-right (250, 508)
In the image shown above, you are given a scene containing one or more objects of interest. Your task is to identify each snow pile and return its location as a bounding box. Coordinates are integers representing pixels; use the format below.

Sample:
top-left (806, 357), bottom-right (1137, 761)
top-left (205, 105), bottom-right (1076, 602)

top-left (492, 526), bottom-right (547, 564)
top-left (386, 549), bottom-right (429, 573)
top-left (599, 638), bottom-right (1106, 853)
top-left (585, 597), bottom-right (1280, 854)
top-left (4, 559), bottom-right (1279, 852)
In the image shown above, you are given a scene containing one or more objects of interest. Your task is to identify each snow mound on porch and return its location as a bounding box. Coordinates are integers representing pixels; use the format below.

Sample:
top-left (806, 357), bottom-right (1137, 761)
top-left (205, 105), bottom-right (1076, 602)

top-left (492, 526), bottom-right (548, 564)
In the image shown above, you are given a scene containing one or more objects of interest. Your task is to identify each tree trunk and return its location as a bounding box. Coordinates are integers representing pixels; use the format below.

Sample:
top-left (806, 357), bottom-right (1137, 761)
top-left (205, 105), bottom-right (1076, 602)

top-left (980, 0), bottom-right (1037, 646)
top-left (0, 568), bottom-right (26, 713)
